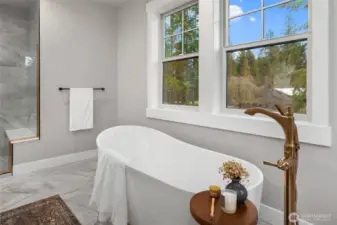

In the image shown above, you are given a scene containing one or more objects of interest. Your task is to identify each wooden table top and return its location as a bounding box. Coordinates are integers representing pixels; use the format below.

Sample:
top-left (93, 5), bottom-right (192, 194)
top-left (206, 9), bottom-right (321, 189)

top-left (190, 191), bottom-right (258, 225)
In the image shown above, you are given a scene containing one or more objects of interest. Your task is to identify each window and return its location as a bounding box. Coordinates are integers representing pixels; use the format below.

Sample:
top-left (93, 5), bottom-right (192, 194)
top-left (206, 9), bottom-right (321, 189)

top-left (162, 3), bottom-right (199, 106)
top-left (224, 0), bottom-right (309, 114)
top-left (146, 0), bottom-right (331, 146)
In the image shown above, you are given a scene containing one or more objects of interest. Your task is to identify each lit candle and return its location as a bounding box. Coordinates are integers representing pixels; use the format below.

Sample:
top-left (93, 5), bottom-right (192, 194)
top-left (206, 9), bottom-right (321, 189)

top-left (220, 189), bottom-right (237, 214)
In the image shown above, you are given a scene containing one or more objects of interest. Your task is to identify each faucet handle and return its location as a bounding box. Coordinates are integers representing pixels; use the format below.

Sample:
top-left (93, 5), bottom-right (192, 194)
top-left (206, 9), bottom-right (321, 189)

top-left (263, 159), bottom-right (291, 171)
top-left (263, 161), bottom-right (279, 168)
top-left (277, 158), bottom-right (292, 170)
top-left (275, 104), bottom-right (294, 116)
top-left (286, 106), bottom-right (293, 116)
top-left (275, 105), bottom-right (285, 115)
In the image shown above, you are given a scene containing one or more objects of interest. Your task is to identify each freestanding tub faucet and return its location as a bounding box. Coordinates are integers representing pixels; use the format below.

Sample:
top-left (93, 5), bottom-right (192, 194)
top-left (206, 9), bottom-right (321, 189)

top-left (245, 105), bottom-right (300, 225)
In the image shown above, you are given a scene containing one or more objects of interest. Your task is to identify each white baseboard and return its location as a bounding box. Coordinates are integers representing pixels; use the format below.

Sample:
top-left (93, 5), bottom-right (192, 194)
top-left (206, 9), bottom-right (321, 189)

top-left (260, 204), bottom-right (313, 225)
top-left (13, 149), bottom-right (97, 176)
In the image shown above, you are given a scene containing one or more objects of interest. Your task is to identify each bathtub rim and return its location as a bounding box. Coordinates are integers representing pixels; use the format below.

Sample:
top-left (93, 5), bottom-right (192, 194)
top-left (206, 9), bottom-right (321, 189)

top-left (96, 125), bottom-right (264, 194)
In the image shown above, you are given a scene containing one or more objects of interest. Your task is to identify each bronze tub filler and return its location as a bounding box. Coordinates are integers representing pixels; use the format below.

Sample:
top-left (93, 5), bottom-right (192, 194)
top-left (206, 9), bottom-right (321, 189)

top-left (245, 105), bottom-right (300, 225)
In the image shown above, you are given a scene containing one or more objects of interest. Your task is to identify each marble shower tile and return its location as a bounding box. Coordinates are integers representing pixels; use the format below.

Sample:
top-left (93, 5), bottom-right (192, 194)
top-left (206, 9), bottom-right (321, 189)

top-left (0, 46), bottom-right (21, 67)
top-left (0, 156), bottom-right (8, 172)
top-left (0, 5), bottom-right (29, 52)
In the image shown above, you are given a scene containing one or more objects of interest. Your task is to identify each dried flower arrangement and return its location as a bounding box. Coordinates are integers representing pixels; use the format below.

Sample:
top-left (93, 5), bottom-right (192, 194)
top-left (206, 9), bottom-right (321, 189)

top-left (219, 160), bottom-right (249, 182)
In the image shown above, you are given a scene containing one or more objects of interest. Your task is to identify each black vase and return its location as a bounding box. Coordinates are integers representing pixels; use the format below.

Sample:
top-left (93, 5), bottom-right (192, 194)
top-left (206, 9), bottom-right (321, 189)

top-left (226, 178), bottom-right (248, 205)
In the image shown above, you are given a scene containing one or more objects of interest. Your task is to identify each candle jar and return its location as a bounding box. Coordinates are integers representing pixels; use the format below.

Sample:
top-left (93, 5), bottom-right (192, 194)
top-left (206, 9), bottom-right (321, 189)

top-left (220, 189), bottom-right (237, 214)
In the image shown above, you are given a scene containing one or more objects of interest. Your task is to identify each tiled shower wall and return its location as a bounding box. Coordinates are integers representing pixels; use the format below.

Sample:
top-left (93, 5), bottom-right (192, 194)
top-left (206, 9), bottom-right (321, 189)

top-left (0, 2), bottom-right (39, 171)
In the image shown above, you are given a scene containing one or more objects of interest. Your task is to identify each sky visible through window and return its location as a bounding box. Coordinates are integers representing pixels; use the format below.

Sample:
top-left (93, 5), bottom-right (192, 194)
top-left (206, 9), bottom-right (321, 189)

top-left (227, 0), bottom-right (308, 113)
top-left (229, 0), bottom-right (308, 49)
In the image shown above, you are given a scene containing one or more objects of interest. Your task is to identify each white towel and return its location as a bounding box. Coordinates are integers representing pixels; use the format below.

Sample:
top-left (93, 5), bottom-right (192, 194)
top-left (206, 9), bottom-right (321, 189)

top-left (90, 148), bottom-right (128, 225)
top-left (69, 88), bottom-right (94, 131)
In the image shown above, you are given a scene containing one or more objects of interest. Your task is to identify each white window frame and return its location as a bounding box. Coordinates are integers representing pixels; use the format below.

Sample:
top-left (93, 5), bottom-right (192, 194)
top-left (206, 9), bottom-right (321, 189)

top-left (146, 0), bottom-right (331, 146)
top-left (160, 2), bottom-right (199, 110)
top-left (222, 0), bottom-right (310, 122)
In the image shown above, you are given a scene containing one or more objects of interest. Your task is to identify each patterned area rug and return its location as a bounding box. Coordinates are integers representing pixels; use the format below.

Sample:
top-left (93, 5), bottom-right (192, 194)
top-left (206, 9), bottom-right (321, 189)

top-left (0, 195), bottom-right (82, 225)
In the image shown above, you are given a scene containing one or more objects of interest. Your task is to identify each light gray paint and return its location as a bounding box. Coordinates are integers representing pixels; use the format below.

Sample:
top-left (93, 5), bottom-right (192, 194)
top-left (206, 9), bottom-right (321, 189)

top-left (117, 2), bottom-right (337, 224)
top-left (14, 0), bottom-right (118, 164)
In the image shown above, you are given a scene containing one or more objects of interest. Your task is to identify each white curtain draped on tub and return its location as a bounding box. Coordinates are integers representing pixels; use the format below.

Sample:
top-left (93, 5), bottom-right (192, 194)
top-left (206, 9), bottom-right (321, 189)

top-left (90, 148), bottom-right (129, 225)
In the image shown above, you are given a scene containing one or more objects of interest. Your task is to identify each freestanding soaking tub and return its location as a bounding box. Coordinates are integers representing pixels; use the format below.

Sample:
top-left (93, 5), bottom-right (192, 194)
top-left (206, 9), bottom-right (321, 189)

top-left (95, 125), bottom-right (263, 225)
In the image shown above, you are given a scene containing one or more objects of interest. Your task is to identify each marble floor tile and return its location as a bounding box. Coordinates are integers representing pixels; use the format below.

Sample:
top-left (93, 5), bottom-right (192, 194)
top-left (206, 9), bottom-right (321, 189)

top-left (65, 200), bottom-right (98, 225)
top-left (258, 220), bottom-right (272, 225)
top-left (0, 159), bottom-right (98, 221)
top-left (0, 158), bottom-right (271, 225)
top-left (5, 189), bottom-right (67, 212)
top-left (0, 191), bottom-right (32, 211)
top-left (42, 172), bottom-right (93, 194)
top-left (4, 173), bottom-right (53, 194)
top-left (61, 180), bottom-right (97, 212)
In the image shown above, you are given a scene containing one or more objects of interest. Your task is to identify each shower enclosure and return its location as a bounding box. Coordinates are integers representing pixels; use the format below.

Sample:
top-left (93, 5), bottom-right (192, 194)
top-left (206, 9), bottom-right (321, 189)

top-left (0, 0), bottom-right (40, 174)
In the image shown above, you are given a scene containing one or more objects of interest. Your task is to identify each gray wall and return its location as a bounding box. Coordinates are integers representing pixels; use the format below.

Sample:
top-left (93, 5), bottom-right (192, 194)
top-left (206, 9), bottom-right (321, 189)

top-left (14, 0), bottom-right (118, 164)
top-left (117, 2), bottom-right (337, 224)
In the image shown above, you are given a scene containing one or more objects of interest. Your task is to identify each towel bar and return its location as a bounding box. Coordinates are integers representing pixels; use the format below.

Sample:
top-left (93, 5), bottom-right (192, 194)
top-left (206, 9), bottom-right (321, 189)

top-left (58, 87), bottom-right (105, 91)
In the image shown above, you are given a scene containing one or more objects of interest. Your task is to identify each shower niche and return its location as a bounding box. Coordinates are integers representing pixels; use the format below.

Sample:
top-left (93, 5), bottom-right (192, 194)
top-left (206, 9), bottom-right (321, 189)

top-left (0, 0), bottom-right (40, 174)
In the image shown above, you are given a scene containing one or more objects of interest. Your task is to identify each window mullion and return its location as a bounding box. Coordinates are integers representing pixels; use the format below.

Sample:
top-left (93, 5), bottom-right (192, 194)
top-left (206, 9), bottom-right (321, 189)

top-left (225, 0), bottom-right (229, 46)
top-left (181, 9), bottom-right (185, 55)
top-left (229, 8), bottom-right (261, 20)
top-left (162, 53), bottom-right (199, 62)
top-left (162, 16), bottom-right (166, 60)
top-left (261, 0), bottom-right (264, 40)
top-left (229, 0), bottom-right (293, 20)
top-left (223, 33), bottom-right (309, 52)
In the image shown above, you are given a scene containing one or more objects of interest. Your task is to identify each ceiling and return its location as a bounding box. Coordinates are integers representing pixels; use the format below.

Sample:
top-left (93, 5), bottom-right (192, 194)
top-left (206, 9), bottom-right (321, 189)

top-left (0, 0), bottom-right (147, 9)
top-left (91, 0), bottom-right (148, 6)
top-left (91, 0), bottom-right (127, 4)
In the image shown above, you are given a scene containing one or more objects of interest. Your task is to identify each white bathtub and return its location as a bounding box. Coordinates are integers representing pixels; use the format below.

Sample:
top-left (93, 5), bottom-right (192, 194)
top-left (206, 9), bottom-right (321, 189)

top-left (96, 125), bottom-right (263, 225)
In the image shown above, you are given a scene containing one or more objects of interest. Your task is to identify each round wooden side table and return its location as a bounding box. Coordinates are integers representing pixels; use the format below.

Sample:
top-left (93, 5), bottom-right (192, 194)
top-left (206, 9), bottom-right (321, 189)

top-left (190, 191), bottom-right (258, 225)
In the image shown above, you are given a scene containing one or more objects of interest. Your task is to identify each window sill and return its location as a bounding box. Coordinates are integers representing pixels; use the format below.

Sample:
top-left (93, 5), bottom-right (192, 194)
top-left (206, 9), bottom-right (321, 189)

top-left (146, 108), bottom-right (331, 147)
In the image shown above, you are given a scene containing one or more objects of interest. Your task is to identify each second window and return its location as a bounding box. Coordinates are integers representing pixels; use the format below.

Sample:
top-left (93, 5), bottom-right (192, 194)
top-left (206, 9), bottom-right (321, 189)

top-left (162, 3), bottom-right (199, 106)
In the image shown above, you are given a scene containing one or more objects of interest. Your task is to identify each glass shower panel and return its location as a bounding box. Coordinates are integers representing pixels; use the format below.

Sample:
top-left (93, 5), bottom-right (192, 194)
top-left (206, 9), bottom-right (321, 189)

top-left (0, 1), bottom-right (39, 172)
